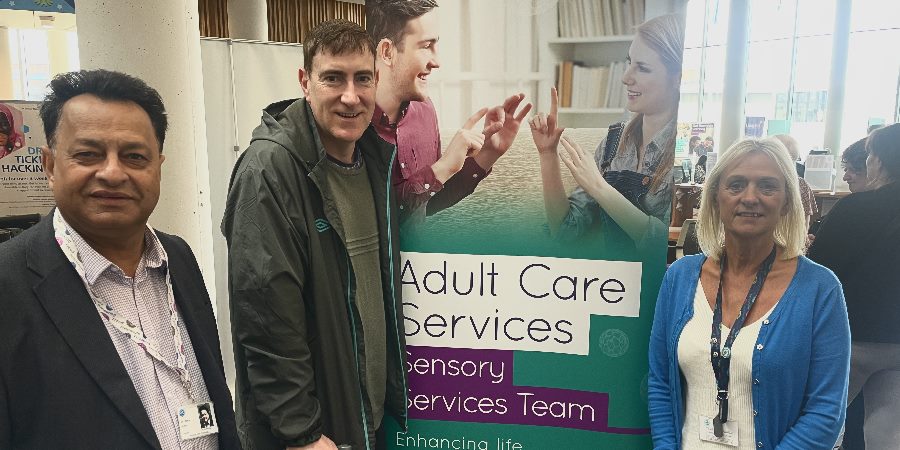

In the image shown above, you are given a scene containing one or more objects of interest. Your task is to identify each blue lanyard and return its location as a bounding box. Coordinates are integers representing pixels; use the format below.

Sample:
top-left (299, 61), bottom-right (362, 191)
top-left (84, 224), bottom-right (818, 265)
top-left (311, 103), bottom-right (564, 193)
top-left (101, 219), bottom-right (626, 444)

top-left (710, 246), bottom-right (777, 437)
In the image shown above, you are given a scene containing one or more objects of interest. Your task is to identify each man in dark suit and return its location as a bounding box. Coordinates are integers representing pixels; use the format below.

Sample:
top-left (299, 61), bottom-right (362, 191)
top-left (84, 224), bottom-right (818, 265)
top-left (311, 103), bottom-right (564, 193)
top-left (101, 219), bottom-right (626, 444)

top-left (0, 69), bottom-right (239, 449)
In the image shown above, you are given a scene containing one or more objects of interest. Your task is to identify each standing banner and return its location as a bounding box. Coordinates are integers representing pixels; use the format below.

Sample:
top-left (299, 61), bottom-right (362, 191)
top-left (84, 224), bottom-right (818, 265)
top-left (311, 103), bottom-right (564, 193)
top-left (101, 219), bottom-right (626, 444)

top-left (0, 101), bottom-right (54, 217)
top-left (369, 2), bottom-right (681, 448)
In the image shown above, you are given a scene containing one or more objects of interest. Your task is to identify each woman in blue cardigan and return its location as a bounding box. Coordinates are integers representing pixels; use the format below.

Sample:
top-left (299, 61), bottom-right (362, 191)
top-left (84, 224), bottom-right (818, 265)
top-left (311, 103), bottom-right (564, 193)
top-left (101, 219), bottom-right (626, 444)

top-left (648, 138), bottom-right (849, 449)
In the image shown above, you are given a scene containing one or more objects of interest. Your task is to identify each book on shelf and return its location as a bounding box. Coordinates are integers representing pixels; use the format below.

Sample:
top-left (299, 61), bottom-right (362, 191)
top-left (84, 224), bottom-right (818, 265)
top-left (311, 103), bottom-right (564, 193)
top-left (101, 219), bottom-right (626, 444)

top-left (557, 0), bottom-right (645, 38)
top-left (556, 60), bottom-right (625, 109)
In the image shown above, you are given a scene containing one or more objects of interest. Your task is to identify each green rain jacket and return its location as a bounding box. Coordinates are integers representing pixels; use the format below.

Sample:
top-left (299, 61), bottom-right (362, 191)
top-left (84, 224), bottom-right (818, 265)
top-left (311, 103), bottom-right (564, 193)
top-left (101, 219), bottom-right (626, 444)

top-left (222, 98), bottom-right (408, 450)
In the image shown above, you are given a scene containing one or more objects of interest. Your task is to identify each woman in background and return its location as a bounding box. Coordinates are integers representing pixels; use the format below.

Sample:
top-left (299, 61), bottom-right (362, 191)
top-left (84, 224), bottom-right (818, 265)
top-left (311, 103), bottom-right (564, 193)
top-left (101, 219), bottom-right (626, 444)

top-left (529, 13), bottom-right (683, 249)
top-left (808, 124), bottom-right (900, 450)
top-left (841, 137), bottom-right (869, 193)
top-left (649, 138), bottom-right (849, 449)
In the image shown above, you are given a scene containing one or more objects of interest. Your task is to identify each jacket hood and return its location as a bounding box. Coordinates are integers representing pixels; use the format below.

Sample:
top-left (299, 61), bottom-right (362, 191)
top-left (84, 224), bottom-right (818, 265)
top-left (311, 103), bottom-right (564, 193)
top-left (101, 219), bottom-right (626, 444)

top-left (250, 97), bottom-right (327, 171)
top-left (250, 97), bottom-right (393, 172)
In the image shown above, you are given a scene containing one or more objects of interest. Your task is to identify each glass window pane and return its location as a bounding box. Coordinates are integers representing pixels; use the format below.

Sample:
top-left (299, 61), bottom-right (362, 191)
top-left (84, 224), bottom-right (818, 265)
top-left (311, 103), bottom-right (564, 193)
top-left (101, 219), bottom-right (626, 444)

top-left (794, 35), bottom-right (833, 93)
top-left (796, 0), bottom-right (836, 37)
top-left (749, 0), bottom-right (797, 42)
top-left (705, 0), bottom-right (731, 47)
top-left (700, 45), bottom-right (726, 124)
top-left (678, 48), bottom-right (701, 122)
top-left (851, 0), bottom-right (900, 32)
top-left (745, 40), bottom-right (792, 120)
top-left (841, 29), bottom-right (900, 150)
top-left (684, 0), bottom-right (707, 49)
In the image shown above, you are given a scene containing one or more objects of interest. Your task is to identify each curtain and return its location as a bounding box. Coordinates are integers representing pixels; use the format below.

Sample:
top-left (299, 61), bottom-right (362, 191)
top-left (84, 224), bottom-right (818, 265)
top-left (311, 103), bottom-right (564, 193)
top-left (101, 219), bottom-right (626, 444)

top-left (267, 0), bottom-right (366, 43)
top-left (199, 0), bottom-right (230, 38)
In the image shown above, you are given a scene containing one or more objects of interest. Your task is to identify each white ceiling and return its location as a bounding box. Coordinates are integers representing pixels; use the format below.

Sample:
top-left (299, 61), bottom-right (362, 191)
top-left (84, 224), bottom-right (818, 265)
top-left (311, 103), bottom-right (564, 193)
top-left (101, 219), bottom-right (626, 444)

top-left (0, 10), bottom-right (76, 32)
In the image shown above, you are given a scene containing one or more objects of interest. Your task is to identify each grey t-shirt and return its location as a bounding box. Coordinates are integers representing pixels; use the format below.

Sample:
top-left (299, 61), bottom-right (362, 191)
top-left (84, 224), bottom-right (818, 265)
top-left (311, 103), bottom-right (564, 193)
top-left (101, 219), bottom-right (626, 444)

top-left (324, 156), bottom-right (387, 428)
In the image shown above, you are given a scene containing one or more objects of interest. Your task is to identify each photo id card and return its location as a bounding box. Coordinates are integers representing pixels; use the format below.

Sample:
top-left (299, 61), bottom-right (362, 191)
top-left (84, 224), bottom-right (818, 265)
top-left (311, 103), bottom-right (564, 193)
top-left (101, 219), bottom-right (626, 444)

top-left (178, 401), bottom-right (219, 440)
top-left (699, 415), bottom-right (739, 447)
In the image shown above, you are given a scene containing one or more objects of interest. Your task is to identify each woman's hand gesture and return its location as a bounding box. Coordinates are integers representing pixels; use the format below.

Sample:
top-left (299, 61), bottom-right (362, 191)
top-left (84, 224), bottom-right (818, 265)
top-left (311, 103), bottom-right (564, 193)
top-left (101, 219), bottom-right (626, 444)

top-left (529, 87), bottom-right (565, 155)
top-left (560, 136), bottom-right (609, 199)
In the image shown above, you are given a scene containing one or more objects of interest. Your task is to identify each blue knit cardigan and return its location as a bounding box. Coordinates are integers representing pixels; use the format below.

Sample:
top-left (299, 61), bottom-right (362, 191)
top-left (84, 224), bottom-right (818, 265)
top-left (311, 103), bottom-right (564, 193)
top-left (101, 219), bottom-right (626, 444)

top-left (648, 254), bottom-right (850, 449)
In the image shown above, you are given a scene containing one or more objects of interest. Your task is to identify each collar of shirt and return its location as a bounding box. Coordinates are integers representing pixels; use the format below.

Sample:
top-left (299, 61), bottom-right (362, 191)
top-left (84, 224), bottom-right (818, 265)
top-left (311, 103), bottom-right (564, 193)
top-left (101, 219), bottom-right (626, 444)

top-left (644, 117), bottom-right (677, 156)
top-left (620, 117), bottom-right (677, 171)
top-left (371, 98), bottom-right (438, 145)
top-left (373, 101), bottom-right (410, 128)
top-left (60, 215), bottom-right (168, 285)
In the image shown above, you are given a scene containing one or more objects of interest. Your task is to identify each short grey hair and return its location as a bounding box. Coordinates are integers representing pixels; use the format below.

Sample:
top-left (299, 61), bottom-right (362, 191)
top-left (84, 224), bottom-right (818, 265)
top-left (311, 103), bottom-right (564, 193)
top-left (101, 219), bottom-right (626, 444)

top-left (696, 137), bottom-right (807, 261)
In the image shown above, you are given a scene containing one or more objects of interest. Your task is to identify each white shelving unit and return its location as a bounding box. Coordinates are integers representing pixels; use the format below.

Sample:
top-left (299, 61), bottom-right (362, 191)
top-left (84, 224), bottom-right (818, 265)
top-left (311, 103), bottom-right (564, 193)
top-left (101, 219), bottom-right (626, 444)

top-left (538, 15), bottom-right (633, 128)
top-left (536, 0), bottom-right (681, 129)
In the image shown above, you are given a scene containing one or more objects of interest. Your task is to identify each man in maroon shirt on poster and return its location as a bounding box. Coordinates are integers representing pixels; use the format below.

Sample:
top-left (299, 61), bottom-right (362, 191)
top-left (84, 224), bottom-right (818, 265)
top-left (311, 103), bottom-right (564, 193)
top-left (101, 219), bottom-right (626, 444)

top-left (366, 0), bottom-right (532, 225)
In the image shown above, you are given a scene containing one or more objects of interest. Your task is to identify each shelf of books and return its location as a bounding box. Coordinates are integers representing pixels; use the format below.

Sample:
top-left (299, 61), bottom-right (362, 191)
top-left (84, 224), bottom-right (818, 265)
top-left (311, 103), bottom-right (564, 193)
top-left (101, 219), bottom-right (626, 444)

top-left (550, 0), bottom-right (645, 128)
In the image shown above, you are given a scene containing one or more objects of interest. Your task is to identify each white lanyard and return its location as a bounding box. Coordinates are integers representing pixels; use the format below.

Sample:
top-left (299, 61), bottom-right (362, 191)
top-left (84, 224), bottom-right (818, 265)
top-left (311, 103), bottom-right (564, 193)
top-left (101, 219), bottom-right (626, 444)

top-left (52, 209), bottom-right (194, 401)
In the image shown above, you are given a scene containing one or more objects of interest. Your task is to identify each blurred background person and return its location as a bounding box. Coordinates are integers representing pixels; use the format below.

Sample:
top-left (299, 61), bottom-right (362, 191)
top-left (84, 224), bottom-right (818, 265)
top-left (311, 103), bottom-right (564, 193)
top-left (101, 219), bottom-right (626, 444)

top-left (774, 134), bottom-right (818, 232)
top-left (649, 137), bottom-right (849, 449)
top-left (808, 123), bottom-right (900, 450)
top-left (841, 137), bottom-right (869, 193)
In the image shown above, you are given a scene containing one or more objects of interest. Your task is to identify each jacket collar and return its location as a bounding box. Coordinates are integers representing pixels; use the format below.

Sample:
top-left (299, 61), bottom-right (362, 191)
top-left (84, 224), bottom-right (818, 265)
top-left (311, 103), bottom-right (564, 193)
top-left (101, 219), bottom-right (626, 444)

top-left (254, 97), bottom-right (395, 174)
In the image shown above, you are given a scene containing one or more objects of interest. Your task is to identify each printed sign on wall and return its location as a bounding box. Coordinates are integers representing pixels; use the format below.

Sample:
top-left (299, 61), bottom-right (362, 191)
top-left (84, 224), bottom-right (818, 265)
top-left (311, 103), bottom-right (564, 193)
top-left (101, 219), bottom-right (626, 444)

top-left (0, 101), bottom-right (54, 217)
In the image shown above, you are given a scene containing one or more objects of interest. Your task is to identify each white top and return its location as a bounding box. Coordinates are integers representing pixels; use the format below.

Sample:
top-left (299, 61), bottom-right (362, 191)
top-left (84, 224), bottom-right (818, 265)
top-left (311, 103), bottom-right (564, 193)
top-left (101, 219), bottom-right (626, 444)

top-left (678, 280), bottom-right (775, 449)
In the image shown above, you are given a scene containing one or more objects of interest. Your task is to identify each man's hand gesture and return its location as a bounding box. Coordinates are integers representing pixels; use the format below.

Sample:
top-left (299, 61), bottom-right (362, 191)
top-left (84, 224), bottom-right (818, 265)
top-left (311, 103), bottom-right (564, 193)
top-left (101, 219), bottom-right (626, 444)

top-left (432, 108), bottom-right (489, 183)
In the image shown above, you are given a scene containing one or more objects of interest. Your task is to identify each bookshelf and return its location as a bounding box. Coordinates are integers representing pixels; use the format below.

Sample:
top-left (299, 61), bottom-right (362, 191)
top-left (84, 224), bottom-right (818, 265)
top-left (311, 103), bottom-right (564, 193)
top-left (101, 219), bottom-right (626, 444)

top-left (538, 0), bottom-right (643, 128)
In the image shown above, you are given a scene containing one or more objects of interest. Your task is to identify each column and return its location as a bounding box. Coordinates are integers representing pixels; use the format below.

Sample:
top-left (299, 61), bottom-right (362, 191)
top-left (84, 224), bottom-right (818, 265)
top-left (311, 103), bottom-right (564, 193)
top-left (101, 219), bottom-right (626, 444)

top-left (719, 0), bottom-right (751, 152)
top-left (228, 0), bottom-right (268, 41)
top-left (47, 30), bottom-right (71, 78)
top-left (75, 1), bottom-right (218, 305)
top-left (823, 0), bottom-right (852, 159)
top-left (0, 28), bottom-right (13, 99)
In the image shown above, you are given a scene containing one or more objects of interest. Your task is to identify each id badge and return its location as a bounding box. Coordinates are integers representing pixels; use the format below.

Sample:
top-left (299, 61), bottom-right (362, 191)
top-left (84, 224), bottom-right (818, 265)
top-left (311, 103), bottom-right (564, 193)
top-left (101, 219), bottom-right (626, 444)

top-left (699, 415), bottom-right (738, 447)
top-left (177, 402), bottom-right (219, 440)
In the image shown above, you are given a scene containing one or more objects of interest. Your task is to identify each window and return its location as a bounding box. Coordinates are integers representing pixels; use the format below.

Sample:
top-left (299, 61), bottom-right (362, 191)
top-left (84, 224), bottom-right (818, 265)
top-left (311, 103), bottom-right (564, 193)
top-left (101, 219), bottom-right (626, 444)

top-left (679, 0), bottom-right (900, 158)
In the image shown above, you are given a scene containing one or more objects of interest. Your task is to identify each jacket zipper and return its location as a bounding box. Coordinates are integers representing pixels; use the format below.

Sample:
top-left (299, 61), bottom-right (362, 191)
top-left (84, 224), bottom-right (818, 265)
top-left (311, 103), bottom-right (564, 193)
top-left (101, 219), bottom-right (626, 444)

top-left (384, 145), bottom-right (409, 425)
top-left (345, 260), bottom-right (372, 450)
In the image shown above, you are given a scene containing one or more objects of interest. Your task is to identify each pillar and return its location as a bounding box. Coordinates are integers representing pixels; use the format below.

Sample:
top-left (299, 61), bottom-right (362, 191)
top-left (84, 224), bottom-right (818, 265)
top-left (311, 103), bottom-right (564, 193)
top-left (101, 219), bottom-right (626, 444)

top-left (823, 0), bottom-right (852, 159)
top-left (719, 0), bottom-right (751, 152)
top-left (47, 30), bottom-right (71, 78)
top-left (74, 1), bottom-right (218, 306)
top-left (0, 28), bottom-right (13, 99)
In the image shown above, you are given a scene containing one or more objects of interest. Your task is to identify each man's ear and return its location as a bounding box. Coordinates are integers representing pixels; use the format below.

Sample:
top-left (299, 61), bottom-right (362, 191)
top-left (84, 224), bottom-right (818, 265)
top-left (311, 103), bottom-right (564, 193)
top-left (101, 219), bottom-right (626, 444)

top-left (41, 146), bottom-right (54, 186)
top-left (299, 67), bottom-right (310, 97)
top-left (377, 38), bottom-right (394, 66)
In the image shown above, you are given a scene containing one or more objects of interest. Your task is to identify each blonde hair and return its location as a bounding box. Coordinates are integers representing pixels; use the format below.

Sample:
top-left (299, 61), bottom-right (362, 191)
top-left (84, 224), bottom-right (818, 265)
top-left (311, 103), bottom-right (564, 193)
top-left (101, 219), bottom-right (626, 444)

top-left (617, 13), bottom-right (685, 192)
top-left (773, 134), bottom-right (799, 161)
top-left (696, 138), bottom-right (807, 261)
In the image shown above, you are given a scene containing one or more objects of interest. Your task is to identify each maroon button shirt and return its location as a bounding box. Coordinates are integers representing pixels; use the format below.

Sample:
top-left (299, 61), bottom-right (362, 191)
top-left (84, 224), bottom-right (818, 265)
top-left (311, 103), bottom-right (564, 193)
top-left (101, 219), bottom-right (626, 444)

top-left (372, 98), bottom-right (488, 224)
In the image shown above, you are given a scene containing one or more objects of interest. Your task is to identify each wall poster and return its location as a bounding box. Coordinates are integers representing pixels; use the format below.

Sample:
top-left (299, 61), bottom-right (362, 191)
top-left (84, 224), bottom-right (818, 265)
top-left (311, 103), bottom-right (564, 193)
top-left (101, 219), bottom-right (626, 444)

top-left (0, 101), bottom-right (53, 217)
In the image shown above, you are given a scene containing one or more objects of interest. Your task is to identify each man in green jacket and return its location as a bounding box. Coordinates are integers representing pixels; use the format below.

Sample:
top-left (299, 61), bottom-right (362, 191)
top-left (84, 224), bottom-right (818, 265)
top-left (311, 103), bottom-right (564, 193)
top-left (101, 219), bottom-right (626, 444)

top-left (222, 19), bottom-right (407, 450)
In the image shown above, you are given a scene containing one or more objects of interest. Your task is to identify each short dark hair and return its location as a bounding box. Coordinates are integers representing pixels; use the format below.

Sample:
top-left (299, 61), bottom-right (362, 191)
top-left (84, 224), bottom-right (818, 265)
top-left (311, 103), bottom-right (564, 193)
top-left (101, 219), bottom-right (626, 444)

top-left (841, 137), bottom-right (868, 173)
top-left (303, 19), bottom-right (375, 74)
top-left (40, 69), bottom-right (168, 151)
top-left (866, 123), bottom-right (900, 182)
top-left (366, 0), bottom-right (438, 51)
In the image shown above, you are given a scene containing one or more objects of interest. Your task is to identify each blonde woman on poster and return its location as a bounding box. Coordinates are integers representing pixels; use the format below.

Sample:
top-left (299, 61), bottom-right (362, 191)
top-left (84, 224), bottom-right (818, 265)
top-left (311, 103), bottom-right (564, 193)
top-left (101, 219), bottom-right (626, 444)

top-left (530, 14), bottom-right (683, 251)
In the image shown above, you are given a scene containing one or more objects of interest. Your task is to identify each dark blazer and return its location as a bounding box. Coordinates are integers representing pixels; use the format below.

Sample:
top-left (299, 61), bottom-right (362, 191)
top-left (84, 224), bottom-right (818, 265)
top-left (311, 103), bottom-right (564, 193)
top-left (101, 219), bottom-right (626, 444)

top-left (0, 216), bottom-right (240, 449)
